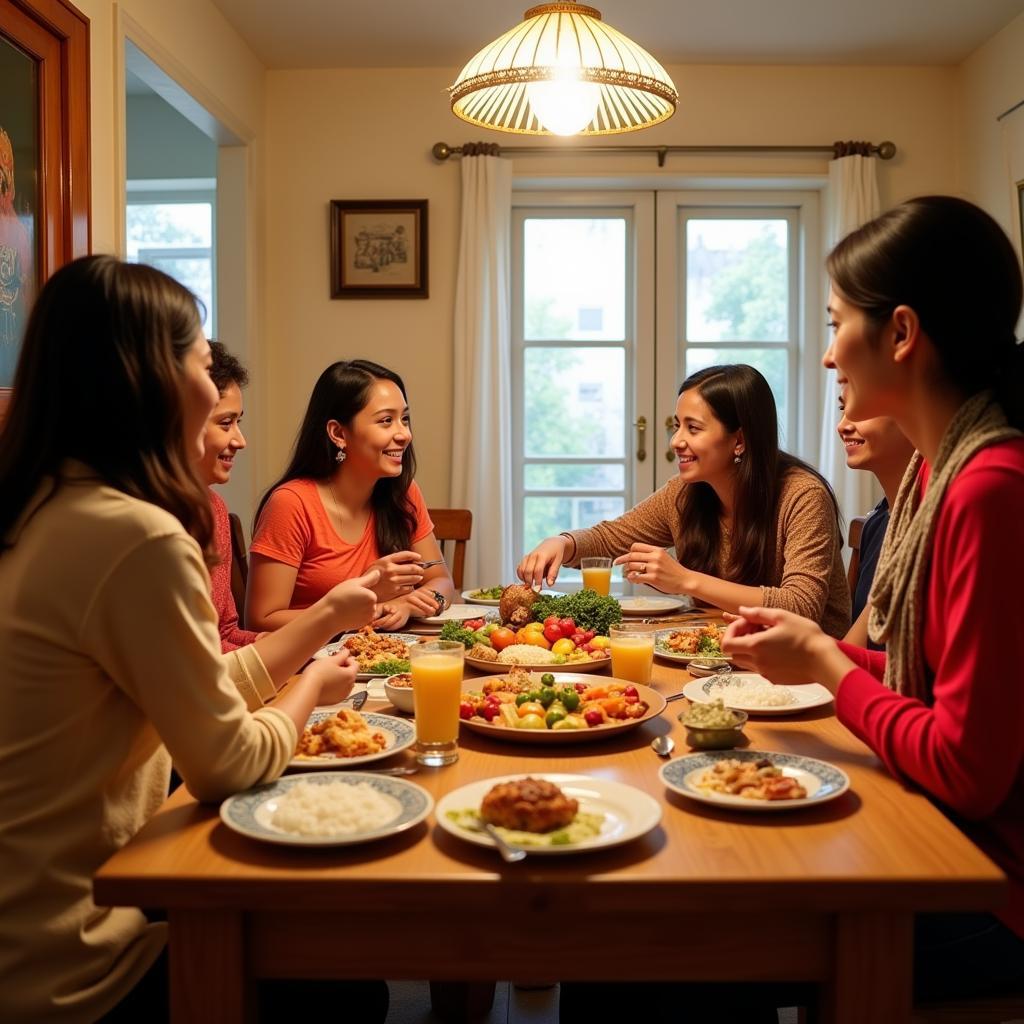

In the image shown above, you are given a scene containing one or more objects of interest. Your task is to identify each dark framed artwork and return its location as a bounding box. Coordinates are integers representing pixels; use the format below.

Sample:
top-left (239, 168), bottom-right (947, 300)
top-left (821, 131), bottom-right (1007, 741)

top-left (330, 199), bottom-right (428, 299)
top-left (0, 0), bottom-right (90, 412)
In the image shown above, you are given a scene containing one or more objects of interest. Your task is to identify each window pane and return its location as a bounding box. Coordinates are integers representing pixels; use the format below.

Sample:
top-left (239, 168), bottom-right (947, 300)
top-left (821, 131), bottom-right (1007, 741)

top-left (126, 202), bottom-right (214, 332)
top-left (524, 218), bottom-right (626, 340)
top-left (686, 219), bottom-right (788, 342)
top-left (524, 348), bottom-right (625, 457)
top-left (524, 464), bottom-right (625, 490)
top-left (523, 496), bottom-right (625, 555)
top-left (685, 348), bottom-right (789, 445)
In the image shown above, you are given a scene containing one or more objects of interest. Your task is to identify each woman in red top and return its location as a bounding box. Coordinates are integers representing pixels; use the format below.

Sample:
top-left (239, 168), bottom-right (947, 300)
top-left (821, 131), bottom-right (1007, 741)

top-left (248, 360), bottom-right (455, 631)
top-left (725, 195), bottom-right (1024, 1002)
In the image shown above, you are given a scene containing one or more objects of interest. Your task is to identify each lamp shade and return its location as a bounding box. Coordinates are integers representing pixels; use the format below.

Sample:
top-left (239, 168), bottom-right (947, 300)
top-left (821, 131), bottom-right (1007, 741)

top-left (449, 2), bottom-right (678, 136)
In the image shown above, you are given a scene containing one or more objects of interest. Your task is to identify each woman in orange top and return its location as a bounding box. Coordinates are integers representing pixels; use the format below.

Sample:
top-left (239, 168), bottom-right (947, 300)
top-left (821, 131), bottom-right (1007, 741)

top-left (247, 360), bottom-right (455, 631)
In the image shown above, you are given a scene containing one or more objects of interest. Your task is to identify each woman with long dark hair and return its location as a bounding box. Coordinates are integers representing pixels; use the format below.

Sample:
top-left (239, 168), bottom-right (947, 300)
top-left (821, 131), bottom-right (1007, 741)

top-left (724, 196), bottom-right (1024, 1002)
top-left (0, 256), bottom-right (373, 1022)
top-left (247, 359), bottom-right (455, 631)
top-left (519, 363), bottom-right (850, 636)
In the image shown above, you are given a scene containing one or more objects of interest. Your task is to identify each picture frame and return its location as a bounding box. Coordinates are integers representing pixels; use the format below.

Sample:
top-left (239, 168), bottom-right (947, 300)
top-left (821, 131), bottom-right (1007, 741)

top-left (0, 0), bottom-right (90, 414)
top-left (330, 199), bottom-right (428, 299)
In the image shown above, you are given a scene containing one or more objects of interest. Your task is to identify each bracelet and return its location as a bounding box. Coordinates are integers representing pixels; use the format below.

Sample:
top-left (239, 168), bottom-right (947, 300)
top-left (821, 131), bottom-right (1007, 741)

top-left (431, 589), bottom-right (447, 614)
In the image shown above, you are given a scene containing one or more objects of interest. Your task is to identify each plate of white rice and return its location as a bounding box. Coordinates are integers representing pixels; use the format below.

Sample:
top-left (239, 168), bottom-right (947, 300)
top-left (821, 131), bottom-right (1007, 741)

top-left (219, 772), bottom-right (434, 847)
top-left (682, 673), bottom-right (834, 715)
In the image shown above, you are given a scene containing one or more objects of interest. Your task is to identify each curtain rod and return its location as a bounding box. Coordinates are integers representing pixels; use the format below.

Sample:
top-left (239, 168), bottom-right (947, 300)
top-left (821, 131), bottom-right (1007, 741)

top-left (432, 140), bottom-right (896, 168)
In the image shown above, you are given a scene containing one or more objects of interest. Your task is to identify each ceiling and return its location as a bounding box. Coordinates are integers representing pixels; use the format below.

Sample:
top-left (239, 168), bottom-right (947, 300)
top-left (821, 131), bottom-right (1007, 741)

top-left (209, 0), bottom-right (1024, 70)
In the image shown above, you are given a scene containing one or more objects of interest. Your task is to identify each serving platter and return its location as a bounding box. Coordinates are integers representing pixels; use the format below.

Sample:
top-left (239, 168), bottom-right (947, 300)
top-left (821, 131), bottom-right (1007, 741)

top-left (459, 676), bottom-right (665, 744)
top-left (681, 673), bottom-right (834, 715)
top-left (464, 651), bottom-right (610, 674)
top-left (659, 749), bottom-right (850, 812)
top-left (435, 773), bottom-right (661, 854)
top-left (289, 711), bottom-right (415, 769)
top-left (220, 772), bottom-right (433, 847)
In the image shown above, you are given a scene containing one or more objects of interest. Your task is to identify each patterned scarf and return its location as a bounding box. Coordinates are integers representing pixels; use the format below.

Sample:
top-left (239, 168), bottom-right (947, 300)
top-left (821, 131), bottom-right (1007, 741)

top-left (868, 391), bottom-right (1021, 702)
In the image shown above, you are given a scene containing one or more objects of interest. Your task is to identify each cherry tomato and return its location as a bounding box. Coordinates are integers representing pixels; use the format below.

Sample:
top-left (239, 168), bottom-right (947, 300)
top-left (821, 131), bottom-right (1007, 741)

top-left (489, 627), bottom-right (515, 651)
top-left (558, 617), bottom-right (576, 636)
top-left (544, 615), bottom-right (561, 628)
top-left (543, 623), bottom-right (564, 645)
top-left (459, 702), bottom-right (475, 720)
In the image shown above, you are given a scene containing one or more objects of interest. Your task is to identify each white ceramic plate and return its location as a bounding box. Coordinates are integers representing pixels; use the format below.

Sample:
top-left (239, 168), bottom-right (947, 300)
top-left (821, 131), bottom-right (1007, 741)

top-left (435, 773), bottom-right (661, 855)
top-left (412, 604), bottom-right (499, 625)
top-left (312, 632), bottom-right (421, 680)
top-left (681, 673), bottom-right (834, 715)
top-left (654, 626), bottom-right (729, 665)
top-left (461, 588), bottom-right (565, 607)
top-left (459, 677), bottom-right (666, 744)
top-left (659, 749), bottom-right (850, 812)
top-left (289, 711), bottom-right (415, 769)
top-left (220, 772), bottom-right (433, 847)
top-left (618, 595), bottom-right (691, 616)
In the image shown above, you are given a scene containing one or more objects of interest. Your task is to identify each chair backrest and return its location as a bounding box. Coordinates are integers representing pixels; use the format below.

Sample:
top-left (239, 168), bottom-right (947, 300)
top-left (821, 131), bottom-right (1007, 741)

top-left (228, 512), bottom-right (249, 626)
top-left (428, 508), bottom-right (473, 591)
top-left (847, 514), bottom-right (867, 599)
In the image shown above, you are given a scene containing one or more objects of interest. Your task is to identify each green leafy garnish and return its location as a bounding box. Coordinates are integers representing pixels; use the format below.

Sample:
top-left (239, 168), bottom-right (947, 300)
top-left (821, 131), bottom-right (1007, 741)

top-left (530, 590), bottom-right (623, 635)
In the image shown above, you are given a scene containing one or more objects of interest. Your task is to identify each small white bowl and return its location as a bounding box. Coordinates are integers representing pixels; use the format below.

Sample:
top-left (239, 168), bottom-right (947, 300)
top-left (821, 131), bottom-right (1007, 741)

top-left (384, 673), bottom-right (415, 713)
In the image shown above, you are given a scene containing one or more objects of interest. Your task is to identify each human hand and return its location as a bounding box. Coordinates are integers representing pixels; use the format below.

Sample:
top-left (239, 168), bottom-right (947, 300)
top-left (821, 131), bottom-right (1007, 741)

top-left (369, 551), bottom-right (425, 601)
top-left (517, 536), bottom-right (571, 589)
top-left (722, 606), bottom-right (834, 685)
top-left (613, 543), bottom-right (686, 595)
top-left (402, 587), bottom-right (443, 618)
top-left (372, 603), bottom-right (411, 631)
top-left (303, 649), bottom-right (358, 705)
top-left (324, 569), bottom-right (380, 631)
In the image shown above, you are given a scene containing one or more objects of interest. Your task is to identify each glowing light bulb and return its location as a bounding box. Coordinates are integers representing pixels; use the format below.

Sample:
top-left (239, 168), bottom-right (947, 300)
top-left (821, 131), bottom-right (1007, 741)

top-left (526, 68), bottom-right (600, 136)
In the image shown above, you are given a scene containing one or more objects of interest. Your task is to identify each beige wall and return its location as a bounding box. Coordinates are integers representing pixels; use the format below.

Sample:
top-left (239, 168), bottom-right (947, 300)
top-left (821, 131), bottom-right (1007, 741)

top-left (262, 63), bottom-right (959, 509)
top-left (957, 11), bottom-right (1024, 247)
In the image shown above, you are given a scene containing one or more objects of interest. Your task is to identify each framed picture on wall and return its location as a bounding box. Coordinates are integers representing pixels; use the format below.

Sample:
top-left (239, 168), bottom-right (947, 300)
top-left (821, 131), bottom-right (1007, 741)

top-left (330, 199), bottom-right (428, 299)
top-left (0, 0), bottom-right (91, 414)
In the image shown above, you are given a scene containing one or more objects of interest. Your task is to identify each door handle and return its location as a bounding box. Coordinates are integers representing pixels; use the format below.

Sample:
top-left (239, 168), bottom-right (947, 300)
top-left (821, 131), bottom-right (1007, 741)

top-left (665, 415), bottom-right (676, 462)
top-left (634, 415), bottom-right (647, 462)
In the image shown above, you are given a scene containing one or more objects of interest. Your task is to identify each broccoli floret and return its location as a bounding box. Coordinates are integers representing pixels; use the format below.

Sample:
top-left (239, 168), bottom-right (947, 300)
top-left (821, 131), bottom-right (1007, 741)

top-left (439, 621), bottom-right (479, 648)
top-left (530, 590), bottom-right (623, 635)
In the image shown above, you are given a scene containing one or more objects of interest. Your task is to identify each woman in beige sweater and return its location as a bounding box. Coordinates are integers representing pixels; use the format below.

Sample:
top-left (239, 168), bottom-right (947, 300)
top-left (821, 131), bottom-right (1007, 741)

top-left (0, 257), bottom-right (381, 1023)
top-left (519, 364), bottom-right (850, 637)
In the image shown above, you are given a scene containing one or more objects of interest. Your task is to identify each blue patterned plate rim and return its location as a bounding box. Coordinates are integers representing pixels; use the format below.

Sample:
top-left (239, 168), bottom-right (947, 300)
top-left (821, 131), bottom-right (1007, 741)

top-left (289, 711), bottom-right (416, 770)
top-left (659, 749), bottom-right (850, 811)
top-left (220, 771), bottom-right (434, 847)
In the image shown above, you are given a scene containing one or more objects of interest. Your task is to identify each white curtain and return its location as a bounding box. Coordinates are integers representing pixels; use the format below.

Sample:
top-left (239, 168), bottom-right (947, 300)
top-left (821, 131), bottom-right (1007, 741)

top-left (449, 150), bottom-right (514, 587)
top-left (817, 153), bottom-right (882, 529)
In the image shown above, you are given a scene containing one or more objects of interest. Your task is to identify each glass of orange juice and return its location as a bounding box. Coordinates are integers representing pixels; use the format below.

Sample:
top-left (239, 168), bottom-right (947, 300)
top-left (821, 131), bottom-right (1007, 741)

top-left (608, 623), bottom-right (656, 685)
top-left (410, 640), bottom-right (464, 766)
top-left (580, 556), bottom-right (612, 596)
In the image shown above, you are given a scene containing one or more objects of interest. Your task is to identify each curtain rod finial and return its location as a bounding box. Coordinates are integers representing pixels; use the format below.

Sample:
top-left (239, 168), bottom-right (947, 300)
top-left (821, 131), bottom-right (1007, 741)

top-left (432, 142), bottom-right (452, 161)
top-left (877, 141), bottom-right (896, 160)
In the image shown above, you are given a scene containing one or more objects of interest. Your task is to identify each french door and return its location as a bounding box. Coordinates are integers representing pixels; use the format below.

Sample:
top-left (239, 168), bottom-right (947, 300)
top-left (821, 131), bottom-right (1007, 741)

top-left (510, 188), bottom-right (821, 583)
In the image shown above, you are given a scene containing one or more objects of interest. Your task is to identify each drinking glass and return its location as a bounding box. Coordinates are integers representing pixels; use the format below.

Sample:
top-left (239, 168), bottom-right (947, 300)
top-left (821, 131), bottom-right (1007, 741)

top-left (580, 556), bottom-right (612, 596)
top-left (410, 641), bottom-right (464, 766)
top-left (608, 623), bottom-right (656, 685)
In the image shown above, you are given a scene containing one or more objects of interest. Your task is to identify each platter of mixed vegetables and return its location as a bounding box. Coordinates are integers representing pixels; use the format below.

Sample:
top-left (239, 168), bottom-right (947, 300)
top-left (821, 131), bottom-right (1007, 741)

top-left (458, 669), bottom-right (666, 744)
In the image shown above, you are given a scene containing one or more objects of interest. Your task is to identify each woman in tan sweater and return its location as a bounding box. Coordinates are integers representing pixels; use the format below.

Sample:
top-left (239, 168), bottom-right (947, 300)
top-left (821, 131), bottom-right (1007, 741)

top-left (519, 364), bottom-right (850, 636)
top-left (0, 257), bottom-right (382, 1023)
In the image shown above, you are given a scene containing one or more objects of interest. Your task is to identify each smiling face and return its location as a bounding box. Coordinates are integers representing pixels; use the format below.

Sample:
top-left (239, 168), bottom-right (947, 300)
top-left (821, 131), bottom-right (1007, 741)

top-left (198, 382), bottom-right (246, 486)
top-left (668, 387), bottom-right (743, 487)
top-left (836, 394), bottom-right (913, 474)
top-left (333, 378), bottom-right (411, 478)
top-left (179, 333), bottom-right (220, 462)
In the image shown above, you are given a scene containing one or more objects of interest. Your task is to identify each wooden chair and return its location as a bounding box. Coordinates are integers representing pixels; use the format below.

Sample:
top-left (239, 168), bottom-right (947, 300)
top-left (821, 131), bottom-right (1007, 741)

top-left (847, 514), bottom-right (867, 599)
top-left (227, 512), bottom-right (249, 627)
top-left (427, 508), bottom-right (472, 590)
top-left (911, 993), bottom-right (1024, 1023)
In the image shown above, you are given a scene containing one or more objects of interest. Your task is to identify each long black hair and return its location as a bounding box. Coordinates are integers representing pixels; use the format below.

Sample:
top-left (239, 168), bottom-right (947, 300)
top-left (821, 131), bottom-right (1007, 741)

top-left (256, 359), bottom-right (418, 554)
top-left (0, 255), bottom-right (214, 559)
top-left (674, 364), bottom-right (839, 583)
top-left (827, 195), bottom-right (1024, 429)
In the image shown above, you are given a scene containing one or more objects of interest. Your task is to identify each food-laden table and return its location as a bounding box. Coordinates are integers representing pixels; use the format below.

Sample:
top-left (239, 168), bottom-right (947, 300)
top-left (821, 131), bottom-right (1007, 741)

top-left (94, 647), bottom-right (1006, 1024)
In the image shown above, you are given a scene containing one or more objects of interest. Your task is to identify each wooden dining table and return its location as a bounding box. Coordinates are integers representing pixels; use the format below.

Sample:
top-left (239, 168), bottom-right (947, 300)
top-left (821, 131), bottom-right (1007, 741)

top-left (94, 634), bottom-right (1006, 1024)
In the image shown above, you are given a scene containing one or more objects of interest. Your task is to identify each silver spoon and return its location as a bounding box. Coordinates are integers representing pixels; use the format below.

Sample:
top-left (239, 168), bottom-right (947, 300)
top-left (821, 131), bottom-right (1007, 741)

top-left (360, 765), bottom-right (419, 776)
top-left (483, 822), bottom-right (527, 863)
top-left (341, 690), bottom-right (369, 711)
top-left (651, 735), bottom-right (675, 757)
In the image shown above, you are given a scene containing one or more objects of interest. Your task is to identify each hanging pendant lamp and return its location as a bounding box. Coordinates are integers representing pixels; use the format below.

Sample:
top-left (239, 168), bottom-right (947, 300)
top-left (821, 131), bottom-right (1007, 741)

top-left (449, 2), bottom-right (678, 137)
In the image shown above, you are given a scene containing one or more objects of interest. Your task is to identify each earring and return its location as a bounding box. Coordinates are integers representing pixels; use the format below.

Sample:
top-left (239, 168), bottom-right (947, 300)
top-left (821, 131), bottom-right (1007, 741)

top-left (733, 452), bottom-right (743, 464)
top-left (335, 447), bottom-right (347, 464)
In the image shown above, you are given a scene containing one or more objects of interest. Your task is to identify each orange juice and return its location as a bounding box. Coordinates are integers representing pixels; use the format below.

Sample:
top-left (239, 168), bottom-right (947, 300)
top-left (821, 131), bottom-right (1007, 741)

top-left (581, 566), bottom-right (612, 595)
top-left (609, 635), bottom-right (654, 684)
top-left (412, 653), bottom-right (463, 745)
